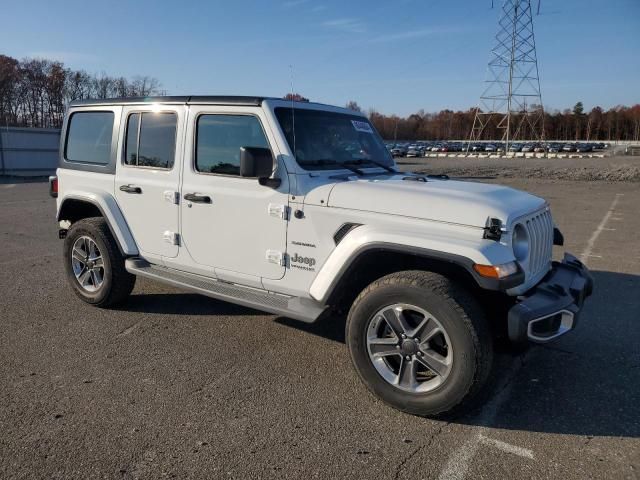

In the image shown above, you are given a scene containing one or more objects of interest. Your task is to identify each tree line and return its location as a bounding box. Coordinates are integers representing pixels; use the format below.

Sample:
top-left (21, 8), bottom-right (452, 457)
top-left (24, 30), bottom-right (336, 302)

top-left (0, 54), bottom-right (161, 129)
top-left (347, 101), bottom-right (640, 142)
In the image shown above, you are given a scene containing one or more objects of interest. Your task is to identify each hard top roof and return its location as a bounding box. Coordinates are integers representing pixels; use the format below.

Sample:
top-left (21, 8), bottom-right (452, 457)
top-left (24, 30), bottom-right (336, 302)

top-left (69, 95), bottom-right (366, 117)
top-left (70, 95), bottom-right (270, 107)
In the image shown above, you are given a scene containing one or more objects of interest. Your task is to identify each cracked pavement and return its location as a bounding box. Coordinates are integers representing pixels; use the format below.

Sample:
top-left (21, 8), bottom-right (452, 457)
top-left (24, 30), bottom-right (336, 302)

top-left (1, 178), bottom-right (639, 479)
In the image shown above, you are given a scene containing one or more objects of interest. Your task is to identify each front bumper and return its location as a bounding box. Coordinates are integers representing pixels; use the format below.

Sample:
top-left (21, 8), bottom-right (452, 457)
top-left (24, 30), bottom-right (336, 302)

top-left (508, 253), bottom-right (594, 344)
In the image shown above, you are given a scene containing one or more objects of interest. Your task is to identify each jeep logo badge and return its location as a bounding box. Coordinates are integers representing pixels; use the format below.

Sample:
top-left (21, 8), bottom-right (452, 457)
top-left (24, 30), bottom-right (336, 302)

top-left (291, 253), bottom-right (316, 270)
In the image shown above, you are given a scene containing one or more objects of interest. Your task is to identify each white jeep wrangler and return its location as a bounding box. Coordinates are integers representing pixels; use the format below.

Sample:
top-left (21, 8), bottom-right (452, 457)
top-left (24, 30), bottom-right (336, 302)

top-left (51, 96), bottom-right (593, 417)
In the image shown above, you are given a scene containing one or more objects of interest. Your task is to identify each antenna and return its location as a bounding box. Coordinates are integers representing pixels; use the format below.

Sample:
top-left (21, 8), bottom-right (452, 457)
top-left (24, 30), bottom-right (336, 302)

top-left (289, 64), bottom-right (297, 159)
top-left (468, 0), bottom-right (545, 153)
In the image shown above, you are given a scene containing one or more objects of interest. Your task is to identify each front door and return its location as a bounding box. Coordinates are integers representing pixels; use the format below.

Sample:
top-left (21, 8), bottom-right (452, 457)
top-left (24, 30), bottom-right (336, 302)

top-left (115, 105), bottom-right (184, 259)
top-left (180, 106), bottom-right (288, 280)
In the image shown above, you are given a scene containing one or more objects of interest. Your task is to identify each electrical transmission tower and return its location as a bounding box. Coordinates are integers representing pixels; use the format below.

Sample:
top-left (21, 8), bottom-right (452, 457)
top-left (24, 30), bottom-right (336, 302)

top-left (468, 0), bottom-right (545, 152)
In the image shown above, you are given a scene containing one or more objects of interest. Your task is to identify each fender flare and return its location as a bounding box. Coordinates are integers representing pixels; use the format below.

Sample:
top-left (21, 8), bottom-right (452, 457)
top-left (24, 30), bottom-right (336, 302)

top-left (309, 225), bottom-right (522, 304)
top-left (57, 191), bottom-right (138, 256)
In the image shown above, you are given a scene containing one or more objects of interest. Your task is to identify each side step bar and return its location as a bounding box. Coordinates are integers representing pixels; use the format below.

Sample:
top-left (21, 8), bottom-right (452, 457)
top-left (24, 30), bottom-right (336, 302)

top-left (125, 258), bottom-right (326, 323)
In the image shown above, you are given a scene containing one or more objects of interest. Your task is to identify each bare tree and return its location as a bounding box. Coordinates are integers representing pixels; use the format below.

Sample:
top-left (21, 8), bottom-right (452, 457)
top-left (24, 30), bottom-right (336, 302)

top-left (45, 61), bottom-right (66, 127)
top-left (130, 76), bottom-right (161, 96)
top-left (20, 58), bottom-right (50, 127)
top-left (283, 93), bottom-right (309, 102)
top-left (92, 72), bottom-right (115, 99)
top-left (64, 69), bottom-right (93, 104)
top-left (0, 55), bottom-right (21, 126)
top-left (345, 100), bottom-right (362, 112)
top-left (112, 77), bottom-right (130, 97)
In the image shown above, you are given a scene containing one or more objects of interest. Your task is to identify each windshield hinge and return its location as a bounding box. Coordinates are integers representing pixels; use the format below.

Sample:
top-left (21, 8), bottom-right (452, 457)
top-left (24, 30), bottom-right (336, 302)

top-left (268, 204), bottom-right (289, 220)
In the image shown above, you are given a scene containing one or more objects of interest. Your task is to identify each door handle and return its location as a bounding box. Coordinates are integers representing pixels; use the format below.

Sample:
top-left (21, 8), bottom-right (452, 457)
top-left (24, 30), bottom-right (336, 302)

top-left (184, 193), bottom-right (212, 204)
top-left (119, 184), bottom-right (142, 194)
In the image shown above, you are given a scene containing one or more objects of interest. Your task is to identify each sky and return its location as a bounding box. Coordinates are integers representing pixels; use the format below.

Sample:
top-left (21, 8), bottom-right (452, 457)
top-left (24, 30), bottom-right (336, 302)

top-left (1, 0), bottom-right (639, 116)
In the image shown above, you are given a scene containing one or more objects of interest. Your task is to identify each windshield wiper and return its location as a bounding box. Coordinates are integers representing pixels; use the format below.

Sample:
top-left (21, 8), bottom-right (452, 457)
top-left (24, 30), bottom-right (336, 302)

top-left (344, 159), bottom-right (397, 173)
top-left (304, 159), bottom-right (364, 175)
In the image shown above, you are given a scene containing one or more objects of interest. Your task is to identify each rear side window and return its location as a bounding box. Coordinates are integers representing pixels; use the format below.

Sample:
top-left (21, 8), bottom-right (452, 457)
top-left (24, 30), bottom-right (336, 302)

top-left (65, 111), bottom-right (114, 165)
top-left (125, 112), bottom-right (177, 169)
top-left (196, 115), bottom-right (269, 175)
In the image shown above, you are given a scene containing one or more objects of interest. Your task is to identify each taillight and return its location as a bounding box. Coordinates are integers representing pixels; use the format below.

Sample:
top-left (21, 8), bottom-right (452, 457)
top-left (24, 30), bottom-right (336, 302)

top-left (49, 176), bottom-right (58, 198)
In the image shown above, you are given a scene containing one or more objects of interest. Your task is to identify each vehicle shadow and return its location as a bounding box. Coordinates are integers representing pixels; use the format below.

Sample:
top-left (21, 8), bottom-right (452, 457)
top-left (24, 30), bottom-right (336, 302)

top-left (275, 314), bottom-right (347, 344)
top-left (279, 270), bottom-right (640, 438)
top-left (116, 293), bottom-right (264, 316)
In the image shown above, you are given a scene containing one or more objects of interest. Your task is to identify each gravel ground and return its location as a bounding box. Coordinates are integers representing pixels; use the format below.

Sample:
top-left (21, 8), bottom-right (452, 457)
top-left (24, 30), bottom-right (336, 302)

top-left (398, 155), bottom-right (640, 182)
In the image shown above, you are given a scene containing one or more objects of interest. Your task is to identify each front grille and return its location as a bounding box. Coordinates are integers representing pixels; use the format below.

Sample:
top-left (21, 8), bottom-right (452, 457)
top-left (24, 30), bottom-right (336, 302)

top-left (521, 208), bottom-right (553, 280)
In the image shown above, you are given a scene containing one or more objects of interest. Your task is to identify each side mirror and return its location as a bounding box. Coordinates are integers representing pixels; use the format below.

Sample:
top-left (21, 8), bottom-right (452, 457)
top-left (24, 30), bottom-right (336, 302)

top-left (240, 147), bottom-right (273, 177)
top-left (239, 147), bottom-right (281, 188)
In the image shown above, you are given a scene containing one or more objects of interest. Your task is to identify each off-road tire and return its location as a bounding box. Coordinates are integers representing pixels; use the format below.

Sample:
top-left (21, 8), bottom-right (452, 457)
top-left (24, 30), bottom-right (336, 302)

top-left (346, 270), bottom-right (493, 418)
top-left (63, 217), bottom-right (135, 307)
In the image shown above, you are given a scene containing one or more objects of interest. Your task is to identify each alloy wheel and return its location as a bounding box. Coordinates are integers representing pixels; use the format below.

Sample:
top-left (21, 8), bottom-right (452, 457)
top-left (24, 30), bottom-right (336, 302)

top-left (71, 236), bottom-right (105, 293)
top-left (366, 304), bottom-right (453, 393)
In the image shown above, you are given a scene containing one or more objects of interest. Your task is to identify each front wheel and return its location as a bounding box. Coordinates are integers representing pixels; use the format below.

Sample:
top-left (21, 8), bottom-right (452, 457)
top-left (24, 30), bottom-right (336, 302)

top-left (346, 270), bottom-right (493, 417)
top-left (63, 217), bottom-right (136, 307)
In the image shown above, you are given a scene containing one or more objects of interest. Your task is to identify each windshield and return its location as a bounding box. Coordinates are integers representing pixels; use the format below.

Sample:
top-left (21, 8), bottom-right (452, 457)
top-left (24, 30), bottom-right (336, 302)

top-left (275, 107), bottom-right (394, 171)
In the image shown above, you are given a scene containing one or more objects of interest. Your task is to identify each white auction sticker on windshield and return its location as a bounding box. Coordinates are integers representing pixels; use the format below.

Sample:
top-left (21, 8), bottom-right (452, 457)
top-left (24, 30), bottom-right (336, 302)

top-left (351, 120), bottom-right (373, 133)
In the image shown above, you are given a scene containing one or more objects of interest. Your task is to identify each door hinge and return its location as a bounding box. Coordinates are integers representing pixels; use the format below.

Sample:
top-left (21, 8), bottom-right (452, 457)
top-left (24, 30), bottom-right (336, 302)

top-left (268, 203), bottom-right (289, 220)
top-left (163, 231), bottom-right (180, 246)
top-left (164, 190), bottom-right (180, 204)
top-left (266, 250), bottom-right (286, 266)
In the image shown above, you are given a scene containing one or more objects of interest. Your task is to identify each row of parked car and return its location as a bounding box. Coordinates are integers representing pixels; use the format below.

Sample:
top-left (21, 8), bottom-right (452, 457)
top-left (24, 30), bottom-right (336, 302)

top-left (387, 141), bottom-right (609, 157)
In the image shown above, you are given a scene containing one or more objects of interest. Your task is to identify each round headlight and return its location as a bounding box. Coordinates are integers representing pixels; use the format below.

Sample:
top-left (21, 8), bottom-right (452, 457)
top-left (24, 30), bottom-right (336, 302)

top-left (512, 223), bottom-right (529, 262)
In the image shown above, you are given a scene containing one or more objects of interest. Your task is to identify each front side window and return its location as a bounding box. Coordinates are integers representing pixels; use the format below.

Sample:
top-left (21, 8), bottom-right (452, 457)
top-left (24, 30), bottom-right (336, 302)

top-left (65, 111), bottom-right (114, 165)
top-left (125, 112), bottom-right (177, 169)
top-left (274, 107), bottom-right (393, 171)
top-left (196, 115), bottom-right (269, 175)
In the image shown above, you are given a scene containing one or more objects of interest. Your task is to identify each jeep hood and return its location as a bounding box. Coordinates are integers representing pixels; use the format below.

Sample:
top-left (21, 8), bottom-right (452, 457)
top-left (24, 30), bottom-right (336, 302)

top-left (325, 176), bottom-right (546, 228)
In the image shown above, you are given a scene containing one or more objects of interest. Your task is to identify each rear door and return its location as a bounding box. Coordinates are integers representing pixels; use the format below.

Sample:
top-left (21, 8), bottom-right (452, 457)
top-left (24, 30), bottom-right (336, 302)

top-left (115, 105), bottom-right (184, 259)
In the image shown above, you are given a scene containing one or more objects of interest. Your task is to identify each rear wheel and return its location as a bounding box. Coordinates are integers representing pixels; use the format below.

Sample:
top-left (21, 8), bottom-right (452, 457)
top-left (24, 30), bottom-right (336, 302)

top-left (63, 217), bottom-right (135, 307)
top-left (346, 270), bottom-right (493, 417)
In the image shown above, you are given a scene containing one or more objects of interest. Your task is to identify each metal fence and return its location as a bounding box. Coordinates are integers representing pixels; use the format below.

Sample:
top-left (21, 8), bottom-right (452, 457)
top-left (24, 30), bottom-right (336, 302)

top-left (627, 145), bottom-right (640, 156)
top-left (0, 127), bottom-right (60, 177)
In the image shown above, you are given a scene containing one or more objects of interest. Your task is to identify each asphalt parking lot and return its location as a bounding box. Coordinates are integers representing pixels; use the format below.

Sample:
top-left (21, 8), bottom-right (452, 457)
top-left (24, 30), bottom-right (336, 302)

top-left (1, 177), bottom-right (639, 479)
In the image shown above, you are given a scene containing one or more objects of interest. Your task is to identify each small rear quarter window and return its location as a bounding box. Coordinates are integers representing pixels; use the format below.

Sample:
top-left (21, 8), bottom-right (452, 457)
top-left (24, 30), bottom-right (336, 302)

top-left (65, 111), bottom-right (114, 165)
